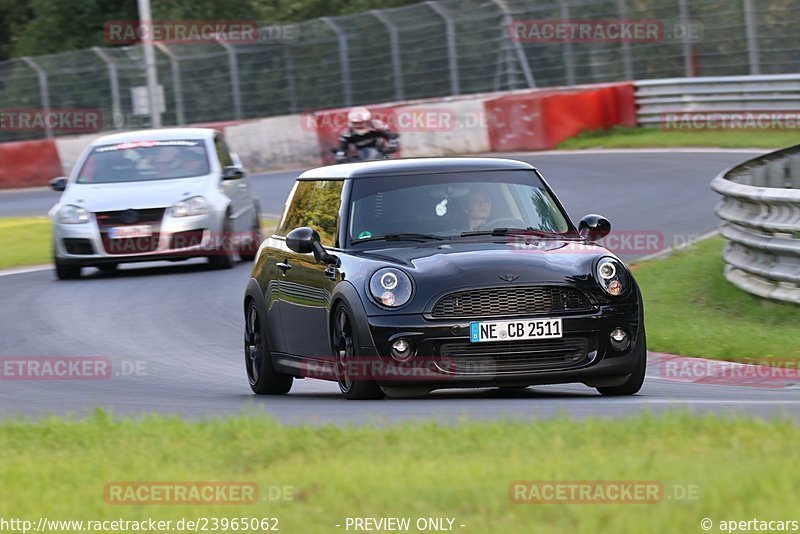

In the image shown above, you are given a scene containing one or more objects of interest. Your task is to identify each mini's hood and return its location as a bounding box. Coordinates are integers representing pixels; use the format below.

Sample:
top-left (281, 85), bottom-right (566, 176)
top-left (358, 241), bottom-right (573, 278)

top-left (57, 176), bottom-right (210, 213)
top-left (349, 239), bottom-right (621, 315)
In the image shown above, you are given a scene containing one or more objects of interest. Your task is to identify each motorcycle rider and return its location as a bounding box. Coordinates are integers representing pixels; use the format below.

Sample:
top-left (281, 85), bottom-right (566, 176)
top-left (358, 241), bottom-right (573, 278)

top-left (335, 107), bottom-right (399, 163)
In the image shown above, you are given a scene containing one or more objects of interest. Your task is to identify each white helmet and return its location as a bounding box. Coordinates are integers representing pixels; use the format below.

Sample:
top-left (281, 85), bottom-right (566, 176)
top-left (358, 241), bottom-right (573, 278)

top-left (347, 107), bottom-right (371, 134)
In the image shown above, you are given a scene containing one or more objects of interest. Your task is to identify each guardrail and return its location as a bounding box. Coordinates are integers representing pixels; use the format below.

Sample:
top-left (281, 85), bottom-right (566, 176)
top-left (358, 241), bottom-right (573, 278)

top-left (635, 74), bottom-right (800, 126)
top-left (710, 146), bottom-right (800, 304)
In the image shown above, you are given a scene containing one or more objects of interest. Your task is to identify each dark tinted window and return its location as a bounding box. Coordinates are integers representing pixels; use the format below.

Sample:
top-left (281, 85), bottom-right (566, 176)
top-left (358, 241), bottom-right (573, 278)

top-left (277, 180), bottom-right (344, 247)
top-left (76, 140), bottom-right (210, 183)
top-left (348, 170), bottom-right (570, 244)
top-left (214, 135), bottom-right (234, 167)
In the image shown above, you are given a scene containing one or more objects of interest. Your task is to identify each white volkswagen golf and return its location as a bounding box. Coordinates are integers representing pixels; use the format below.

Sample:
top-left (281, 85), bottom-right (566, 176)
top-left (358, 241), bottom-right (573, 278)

top-left (49, 128), bottom-right (262, 279)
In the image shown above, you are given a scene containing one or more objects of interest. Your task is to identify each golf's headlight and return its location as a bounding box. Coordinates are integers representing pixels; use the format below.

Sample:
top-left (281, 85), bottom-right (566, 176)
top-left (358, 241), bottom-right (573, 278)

top-left (57, 204), bottom-right (90, 224)
top-left (369, 268), bottom-right (413, 307)
top-left (596, 257), bottom-right (627, 296)
top-left (172, 196), bottom-right (209, 217)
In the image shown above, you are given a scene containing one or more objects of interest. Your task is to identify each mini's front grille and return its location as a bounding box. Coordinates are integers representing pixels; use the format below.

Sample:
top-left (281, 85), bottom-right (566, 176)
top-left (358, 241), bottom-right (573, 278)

top-left (431, 286), bottom-right (592, 318)
top-left (63, 238), bottom-right (94, 255)
top-left (436, 337), bottom-right (590, 375)
top-left (95, 208), bottom-right (166, 228)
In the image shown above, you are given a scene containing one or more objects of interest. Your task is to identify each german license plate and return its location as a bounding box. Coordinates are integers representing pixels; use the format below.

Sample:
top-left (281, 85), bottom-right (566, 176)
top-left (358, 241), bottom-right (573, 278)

top-left (108, 225), bottom-right (152, 239)
top-left (470, 318), bottom-right (562, 343)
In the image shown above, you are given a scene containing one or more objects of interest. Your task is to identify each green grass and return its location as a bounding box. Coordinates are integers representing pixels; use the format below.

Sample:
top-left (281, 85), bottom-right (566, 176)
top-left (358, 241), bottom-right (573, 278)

top-left (633, 236), bottom-right (800, 361)
top-left (0, 218), bottom-right (278, 270)
top-left (0, 411), bottom-right (798, 533)
top-left (0, 217), bottom-right (51, 269)
top-left (558, 126), bottom-right (800, 150)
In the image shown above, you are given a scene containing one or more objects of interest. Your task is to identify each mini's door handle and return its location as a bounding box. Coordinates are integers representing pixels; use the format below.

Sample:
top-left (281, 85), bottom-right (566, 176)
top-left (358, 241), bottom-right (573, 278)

top-left (276, 262), bottom-right (292, 272)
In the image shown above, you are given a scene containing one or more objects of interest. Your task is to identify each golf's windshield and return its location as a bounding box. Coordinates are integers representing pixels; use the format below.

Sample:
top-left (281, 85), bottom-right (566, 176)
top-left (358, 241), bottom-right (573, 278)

top-left (76, 140), bottom-right (210, 184)
top-left (348, 170), bottom-right (571, 244)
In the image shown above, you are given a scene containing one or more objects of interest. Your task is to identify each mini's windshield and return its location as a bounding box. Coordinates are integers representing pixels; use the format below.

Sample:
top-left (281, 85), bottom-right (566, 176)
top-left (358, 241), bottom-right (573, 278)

top-left (75, 140), bottom-right (210, 184)
top-left (348, 170), bottom-right (571, 245)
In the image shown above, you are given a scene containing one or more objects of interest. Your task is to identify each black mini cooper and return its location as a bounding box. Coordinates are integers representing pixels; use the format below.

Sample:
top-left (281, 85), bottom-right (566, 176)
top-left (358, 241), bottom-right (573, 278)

top-left (243, 158), bottom-right (646, 399)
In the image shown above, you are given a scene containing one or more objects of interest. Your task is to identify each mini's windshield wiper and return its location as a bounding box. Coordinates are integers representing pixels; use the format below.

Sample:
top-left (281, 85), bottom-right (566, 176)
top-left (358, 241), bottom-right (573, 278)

top-left (352, 233), bottom-right (446, 244)
top-left (460, 227), bottom-right (559, 238)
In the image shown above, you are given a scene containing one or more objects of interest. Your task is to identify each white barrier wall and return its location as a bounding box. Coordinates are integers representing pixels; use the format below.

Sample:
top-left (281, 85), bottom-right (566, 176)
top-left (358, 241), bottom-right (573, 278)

top-left (55, 134), bottom-right (104, 176)
top-left (225, 115), bottom-right (321, 171)
top-left (395, 97), bottom-right (491, 157)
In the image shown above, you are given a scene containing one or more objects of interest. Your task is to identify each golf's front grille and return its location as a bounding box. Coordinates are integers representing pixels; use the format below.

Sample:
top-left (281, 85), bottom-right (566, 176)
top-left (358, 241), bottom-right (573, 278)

top-left (431, 286), bottom-right (591, 318)
top-left (95, 208), bottom-right (166, 228)
top-left (101, 234), bottom-right (161, 255)
top-left (436, 337), bottom-right (590, 375)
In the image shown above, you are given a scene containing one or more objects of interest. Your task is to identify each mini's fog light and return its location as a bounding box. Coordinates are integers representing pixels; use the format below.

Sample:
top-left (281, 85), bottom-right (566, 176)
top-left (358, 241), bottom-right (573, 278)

top-left (607, 280), bottom-right (623, 296)
top-left (390, 338), bottom-right (414, 362)
top-left (609, 328), bottom-right (630, 351)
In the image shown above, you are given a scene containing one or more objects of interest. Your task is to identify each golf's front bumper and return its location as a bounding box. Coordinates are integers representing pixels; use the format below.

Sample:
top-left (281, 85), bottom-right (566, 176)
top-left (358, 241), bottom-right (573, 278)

top-left (52, 208), bottom-right (226, 265)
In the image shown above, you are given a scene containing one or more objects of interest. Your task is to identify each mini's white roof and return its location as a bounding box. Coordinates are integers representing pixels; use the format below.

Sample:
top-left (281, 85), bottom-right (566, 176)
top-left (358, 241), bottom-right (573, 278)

top-left (90, 128), bottom-right (217, 146)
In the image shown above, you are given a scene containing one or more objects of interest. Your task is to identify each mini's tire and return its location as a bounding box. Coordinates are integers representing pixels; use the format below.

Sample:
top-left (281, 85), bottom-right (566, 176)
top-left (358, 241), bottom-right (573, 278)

top-left (244, 300), bottom-right (293, 395)
top-left (596, 332), bottom-right (647, 396)
top-left (332, 303), bottom-right (384, 400)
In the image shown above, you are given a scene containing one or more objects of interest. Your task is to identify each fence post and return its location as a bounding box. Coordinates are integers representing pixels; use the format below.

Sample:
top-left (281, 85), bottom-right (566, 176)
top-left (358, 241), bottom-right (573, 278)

top-left (677, 0), bottom-right (695, 77)
top-left (559, 0), bottom-right (576, 85)
top-left (92, 47), bottom-right (123, 129)
top-left (426, 1), bottom-right (460, 95)
top-left (742, 0), bottom-right (761, 75)
top-left (154, 43), bottom-right (185, 125)
top-left (615, 0), bottom-right (634, 80)
top-left (215, 39), bottom-right (243, 120)
top-left (283, 45), bottom-right (299, 114)
top-left (492, 0), bottom-right (536, 88)
top-left (21, 57), bottom-right (52, 139)
top-left (371, 10), bottom-right (405, 101)
top-left (321, 17), bottom-right (353, 106)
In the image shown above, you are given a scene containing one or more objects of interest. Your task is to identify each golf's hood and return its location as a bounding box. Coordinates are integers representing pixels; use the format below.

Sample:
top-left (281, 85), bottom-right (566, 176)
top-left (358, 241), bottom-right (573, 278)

top-left (58, 176), bottom-right (210, 213)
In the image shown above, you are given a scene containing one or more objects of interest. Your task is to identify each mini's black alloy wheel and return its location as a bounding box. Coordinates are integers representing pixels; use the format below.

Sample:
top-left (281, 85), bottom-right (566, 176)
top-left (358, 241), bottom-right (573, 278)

top-left (244, 301), bottom-right (292, 395)
top-left (332, 304), bottom-right (384, 400)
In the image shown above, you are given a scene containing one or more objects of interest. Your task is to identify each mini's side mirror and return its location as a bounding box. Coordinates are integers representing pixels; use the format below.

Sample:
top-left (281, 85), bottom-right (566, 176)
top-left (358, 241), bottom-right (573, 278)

top-left (50, 177), bottom-right (67, 192)
top-left (578, 214), bottom-right (611, 241)
top-left (286, 227), bottom-right (336, 264)
top-left (222, 166), bottom-right (245, 180)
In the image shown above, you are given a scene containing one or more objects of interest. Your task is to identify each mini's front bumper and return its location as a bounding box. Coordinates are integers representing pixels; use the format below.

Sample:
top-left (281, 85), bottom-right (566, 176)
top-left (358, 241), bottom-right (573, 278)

top-left (52, 209), bottom-right (227, 265)
top-left (355, 304), bottom-right (643, 389)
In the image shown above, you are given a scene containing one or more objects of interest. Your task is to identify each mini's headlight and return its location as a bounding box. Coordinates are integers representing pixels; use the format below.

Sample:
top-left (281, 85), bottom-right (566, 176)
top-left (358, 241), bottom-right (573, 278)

top-left (369, 268), bottom-right (413, 308)
top-left (596, 257), bottom-right (627, 296)
top-left (57, 204), bottom-right (90, 224)
top-left (172, 196), bottom-right (209, 217)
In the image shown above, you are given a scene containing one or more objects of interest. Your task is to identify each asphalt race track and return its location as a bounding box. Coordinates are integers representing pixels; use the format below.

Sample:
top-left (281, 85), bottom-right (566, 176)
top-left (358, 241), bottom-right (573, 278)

top-left (3, 149), bottom-right (799, 423)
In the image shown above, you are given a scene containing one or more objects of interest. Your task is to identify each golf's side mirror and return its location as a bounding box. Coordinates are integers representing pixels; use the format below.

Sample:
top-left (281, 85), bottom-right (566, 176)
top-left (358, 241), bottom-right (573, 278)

top-left (50, 177), bottom-right (67, 192)
top-left (222, 166), bottom-right (245, 180)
